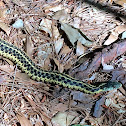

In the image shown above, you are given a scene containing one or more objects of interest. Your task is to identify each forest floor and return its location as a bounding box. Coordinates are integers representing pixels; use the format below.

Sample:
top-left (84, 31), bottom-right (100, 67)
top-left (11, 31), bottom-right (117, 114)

top-left (0, 0), bottom-right (125, 126)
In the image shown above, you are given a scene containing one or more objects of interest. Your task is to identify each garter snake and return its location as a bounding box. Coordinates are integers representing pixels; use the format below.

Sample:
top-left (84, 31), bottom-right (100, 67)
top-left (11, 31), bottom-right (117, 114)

top-left (0, 38), bottom-right (122, 94)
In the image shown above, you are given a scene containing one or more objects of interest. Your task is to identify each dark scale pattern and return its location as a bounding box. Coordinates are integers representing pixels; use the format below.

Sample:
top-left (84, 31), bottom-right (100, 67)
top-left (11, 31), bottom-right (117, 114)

top-left (90, 88), bottom-right (100, 93)
top-left (50, 73), bottom-right (56, 80)
top-left (57, 77), bottom-right (62, 81)
top-left (45, 73), bottom-right (51, 79)
top-left (0, 38), bottom-right (122, 94)
top-left (61, 76), bottom-right (65, 80)
top-left (8, 48), bottom-right (12, 54)
top-left (4, 47), bottom-right (8, 53)
top-left (0, 45), bottom-right (4, 51)
top-left (23, 61), bottom-right (30, 67)
top-left (0, 44), bottom-right (3, 47)
top-left (12, 50), bottom-right (16, 56)
top-left (16, 53), bottom-right (21, 59)
top-left (26, 65), bottom-right (31, 71)
top-left (33, 69), bottom-right (37, 76)
top-left (37, 71), bottom-right (42, 77)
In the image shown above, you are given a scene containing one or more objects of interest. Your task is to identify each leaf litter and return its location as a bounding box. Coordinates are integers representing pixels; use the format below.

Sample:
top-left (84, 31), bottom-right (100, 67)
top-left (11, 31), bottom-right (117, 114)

top-left (0, 0), bottom-right (125, 126)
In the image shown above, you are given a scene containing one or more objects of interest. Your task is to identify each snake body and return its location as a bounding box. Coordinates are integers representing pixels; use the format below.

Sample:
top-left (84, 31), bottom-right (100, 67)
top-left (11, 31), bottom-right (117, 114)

top-left (0, 38), bottom-right (122, 94)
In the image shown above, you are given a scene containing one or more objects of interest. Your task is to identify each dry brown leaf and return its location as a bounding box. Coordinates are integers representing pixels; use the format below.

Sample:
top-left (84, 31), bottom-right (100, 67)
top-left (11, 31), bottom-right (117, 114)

top-left (53, 58), bottom-right (64, 73)
top-left (0, 65), bottom-right (14, 73)
top-left (76, 41), bottom-right (87, 56)
top-left (39, 19), bottom-right (52, 37)
top-left (61, 23), bottom-right (93, 47)
top-left (115, 25), bottom-right (126, 34)
top-left (52, 25), bottom-right (60, 39)
top-left (114, 0), bottom-right (126, 7)
top-left (44, 4), bottom-right (63, 13)
top-left (53, 9), bottom-right (69, 21)
top-left (55, 38), bottom-right (64, 54)
top-left (49, 103), bottom-right (68, 118)
top-left (35, 122), bottom-right (43, 126)
top-left (0, 8), bottom-right (8, 19)
top-left (74, 40), bottom-right (126, 80)
top-left (16, 112), bottom-right (32, 126)
top-left (104, 25), bottom-right (126, 45)
top-left (0, 22), bottom-right (10, 36)
top-left (15, 72), bottom-right (31, 81)
top-left (52, 112), bottom-right (77, 126)
top-left (53, 103), bottom-right (68, 112)
top-left (0, 1), bottom-right (5, 7)
top-left (25, 20), bottom-right (34, 34)
top-left (104, 33), bottom-right (118, 45)
top-left (43, 57), bottom-right (51, 70)
top-left (63, 62), bottom-right (72, 70)
top-left (25, 36), bottom-right (34, 58)
top-left (60, 45), bottom-right (72, 55)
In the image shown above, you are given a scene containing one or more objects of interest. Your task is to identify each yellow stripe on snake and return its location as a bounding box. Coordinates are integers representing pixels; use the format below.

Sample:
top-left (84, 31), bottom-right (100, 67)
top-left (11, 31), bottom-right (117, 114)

top-left (0, 38), bottom-right (122, 94)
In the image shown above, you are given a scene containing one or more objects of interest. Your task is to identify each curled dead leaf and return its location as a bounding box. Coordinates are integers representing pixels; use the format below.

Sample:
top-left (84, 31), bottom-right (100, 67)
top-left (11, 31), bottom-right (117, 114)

top-left (61, 23), bottom-right (93, 47)
top-left (60, 45), bottom-right (72, 55)
top-left (55, 38), bottom-right (64, 54)
top-left (114, 0), bottom-right (126, 7)
top-left (0, 22), bottom-right (10, 36)
top-left (16, 112), bottom-right (32, 126)
top-left (76, 41), bottom-right (87, 56)
top-left (104, 25), bottom-right (126, 45)
top-left (0, 65), bottom-right (14, 73)
top-left (0, 8), bottom-right (8, 18)
top-left (53, 58), bottom-right (64, 73)
top-left (39, 19), bottom-right (52, 37)
top-left (53, 9), bottom-right (69, 21)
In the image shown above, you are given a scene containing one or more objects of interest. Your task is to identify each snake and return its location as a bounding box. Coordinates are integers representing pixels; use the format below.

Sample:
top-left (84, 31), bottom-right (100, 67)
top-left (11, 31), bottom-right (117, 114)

top-left (0, 38), bottom-right (122, 94)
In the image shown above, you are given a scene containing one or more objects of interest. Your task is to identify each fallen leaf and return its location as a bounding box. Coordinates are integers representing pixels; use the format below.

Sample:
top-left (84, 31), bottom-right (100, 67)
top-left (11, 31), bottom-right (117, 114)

top-left (121, 31), bottom-right (126, 39)
top-left (0, 22), bottom-right (10, 35)
top-left (104, 25), bottom-right (126, 45)
top-left (53, 9), bottom-right (69, 21)
top-left (12, 19), bottom-right (24, 29)
top-left (55, 38), bottom-right (64, 54)
top-left (76, 41), bottom-right (87, 56)
top-left (0, 1), bottom-right (6, 8)
top-left (73, 39), bottom-right (126, 80)
top-left (53, 58), bottom-right (64, 73)
top-left (25, 36), bottom-right (34, 58)
top-left (115, 25), bottom-right (126, 34)
top-left (16, 112), bottom-right (32, 126)
top-left (0, 8), bottom-right (8, 18)
top-left (60, 45), bottom-right (72, 55)
top-left (53, 103), bottom-right (68, 112)
top-left (93, 96), bottom-right (105, 118)
top-left (114, 0), bottom-right (126, 7)
top-left (39, 19), bottom-right (52, 37)
top-left (0, 65), bottom-right (14, 73)
top-left (104, 33), bottom-right (118, 45)
top-left (35, 122), bottom-right (43, 126)
top-left (52, 25), bottom-right (60, 39)
top-left (15, 72), bottom-right (31, 81)
top-left (61, 23), bottom-right (93, 47)
top-left (46, 4), bottom-right (63, 12)
top-left (52, 112), bottom-right (77, 126)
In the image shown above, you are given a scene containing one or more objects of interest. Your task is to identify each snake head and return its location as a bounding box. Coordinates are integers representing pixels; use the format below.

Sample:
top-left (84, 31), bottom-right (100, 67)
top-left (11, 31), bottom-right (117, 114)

top-left (101, 81), bottom-right (122, 91)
